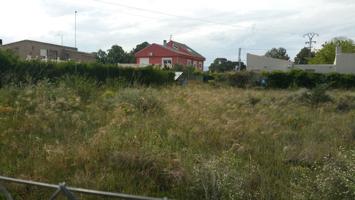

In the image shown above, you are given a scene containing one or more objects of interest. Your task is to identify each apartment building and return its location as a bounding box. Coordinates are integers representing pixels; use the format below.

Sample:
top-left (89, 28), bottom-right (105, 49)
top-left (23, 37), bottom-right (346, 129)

top-left (0, 39), bottom-right (96, 62)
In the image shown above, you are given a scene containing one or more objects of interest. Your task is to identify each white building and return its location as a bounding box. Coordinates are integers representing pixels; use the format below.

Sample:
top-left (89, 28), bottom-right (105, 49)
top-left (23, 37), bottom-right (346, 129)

top-left (247, 47), bottom-right (355, 74)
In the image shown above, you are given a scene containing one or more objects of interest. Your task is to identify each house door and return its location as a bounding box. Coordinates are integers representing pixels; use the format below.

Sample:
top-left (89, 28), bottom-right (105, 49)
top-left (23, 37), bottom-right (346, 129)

top-left (139, 58), bottom-right (150, 65)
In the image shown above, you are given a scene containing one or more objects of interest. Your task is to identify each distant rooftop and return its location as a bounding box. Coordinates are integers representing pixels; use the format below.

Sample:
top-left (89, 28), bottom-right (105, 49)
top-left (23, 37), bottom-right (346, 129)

top-left (1, 39), bottom-right (78, 51)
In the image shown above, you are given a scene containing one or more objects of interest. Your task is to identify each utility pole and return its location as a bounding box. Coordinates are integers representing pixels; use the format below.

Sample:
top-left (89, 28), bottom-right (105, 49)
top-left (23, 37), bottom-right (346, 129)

top-left (238, 48), bottom-right (242, 71)
top-left (303, 32), bottom-right (319, 57)
top-left (75, 11), bottom-right (77, 48)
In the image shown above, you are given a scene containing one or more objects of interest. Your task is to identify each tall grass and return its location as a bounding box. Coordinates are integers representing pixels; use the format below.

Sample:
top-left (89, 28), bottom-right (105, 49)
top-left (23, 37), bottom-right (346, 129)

top-left (0, 79), bottom-right (354, 199)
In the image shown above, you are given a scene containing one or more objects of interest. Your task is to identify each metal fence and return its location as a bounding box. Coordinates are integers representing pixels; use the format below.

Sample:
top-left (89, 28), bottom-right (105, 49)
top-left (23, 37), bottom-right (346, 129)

top-left (0, 175), bottom-right (168, 200)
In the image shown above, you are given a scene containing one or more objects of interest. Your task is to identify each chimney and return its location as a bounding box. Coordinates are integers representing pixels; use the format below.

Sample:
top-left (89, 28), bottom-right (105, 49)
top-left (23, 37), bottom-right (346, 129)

top-left (0, 39), bottom-right (2, 46)
top-left (163, 40), bottom-right (167, 46)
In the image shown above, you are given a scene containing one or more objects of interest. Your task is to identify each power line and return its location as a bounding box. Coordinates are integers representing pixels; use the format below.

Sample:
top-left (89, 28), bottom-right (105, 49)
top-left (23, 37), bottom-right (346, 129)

top-left (90, 0), bottom-right (250, 30)
top-left (242, 48), bottom-right (300, 51)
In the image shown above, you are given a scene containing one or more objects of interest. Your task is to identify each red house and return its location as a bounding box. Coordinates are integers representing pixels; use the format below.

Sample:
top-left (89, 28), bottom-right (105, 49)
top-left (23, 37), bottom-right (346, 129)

top-left (135, 40), bottom-right (205, 71)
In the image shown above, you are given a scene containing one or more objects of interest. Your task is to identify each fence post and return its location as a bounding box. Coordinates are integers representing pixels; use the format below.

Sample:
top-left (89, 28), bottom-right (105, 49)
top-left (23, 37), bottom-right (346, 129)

top-left (49, 182), bottom-right (77, 200)
top-left (0, 183), bottom-right (13, 200)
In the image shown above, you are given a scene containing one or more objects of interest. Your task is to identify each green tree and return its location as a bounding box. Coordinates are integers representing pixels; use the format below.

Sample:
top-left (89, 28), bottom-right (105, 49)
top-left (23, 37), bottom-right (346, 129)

top-left (294, 47), bottom-right (315, 64)
top-left (96, 42), bottom-right (150, 64)
top-left (127, 42), bottom-right (150, 63)
top-left (95, 49), bottom-right (107, 64)
top-left (131, 42), bottom-right (150, 55)
top-left (0, 49), bottom-right (19, 68)
top-left (265, 47), bottom-right (290, 60)
top-left (106, 45), bottom-right (130, 64)
top-left (209, 58), bottom-right (245, 72)
top-left (310, 37), bottom-right (355, 64)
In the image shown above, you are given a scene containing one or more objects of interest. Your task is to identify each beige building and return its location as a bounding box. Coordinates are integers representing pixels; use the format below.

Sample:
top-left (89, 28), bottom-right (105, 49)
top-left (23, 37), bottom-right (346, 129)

top-left (246, 53), bottom-right (293, 72)
top-left (0, 39), bottom-right (96, 62)
top-left (247, 47), bottom-right (355, 74)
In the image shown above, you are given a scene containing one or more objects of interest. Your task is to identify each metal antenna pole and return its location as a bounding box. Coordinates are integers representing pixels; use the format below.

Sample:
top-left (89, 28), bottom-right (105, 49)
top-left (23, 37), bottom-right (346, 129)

top-left (75, 11), bottom-right (77, 48)
top-left (238, 48), bottom-right (242, 71)
top-left (303, 32), bottom-right (319, 57)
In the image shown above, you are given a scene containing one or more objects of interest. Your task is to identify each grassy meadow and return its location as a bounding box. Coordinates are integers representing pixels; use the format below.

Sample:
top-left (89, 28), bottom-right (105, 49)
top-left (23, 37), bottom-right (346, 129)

top-left (0, 77), bottom-right (354, 199)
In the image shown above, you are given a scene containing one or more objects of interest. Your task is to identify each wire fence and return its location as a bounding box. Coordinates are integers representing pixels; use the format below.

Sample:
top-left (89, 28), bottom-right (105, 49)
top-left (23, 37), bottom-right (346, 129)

top-left (0, 175), bottom-right (168, 200)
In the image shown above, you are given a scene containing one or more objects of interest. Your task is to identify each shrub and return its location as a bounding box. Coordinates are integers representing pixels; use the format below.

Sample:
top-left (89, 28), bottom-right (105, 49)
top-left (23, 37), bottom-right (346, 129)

top-left (60, 76), bottom-right (99, 102)
top-left (300, 84), bottom-right (332, 105)
top-left (227, 71), bottom-right (258, 88)
top-left (0, 57), bottom-right (174, 86)
top-left (312, 149), bottom-right (355, 200)
top-left (201, 72), bottom-right (260, 88)
top-left (263, 71), bottom-right (293, 89)
top-left (247, 95), bottom-right (261, 106)
top-left (201, 73), bottom-right (215, 83)
top-left (290, 70), bottom-right (323, 88)
top-left (117, 89), bottom-right (163, 114)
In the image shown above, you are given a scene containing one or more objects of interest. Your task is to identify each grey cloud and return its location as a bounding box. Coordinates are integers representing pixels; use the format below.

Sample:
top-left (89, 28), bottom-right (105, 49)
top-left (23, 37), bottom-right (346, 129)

top-left (30, 0), bottom-right (355, 67)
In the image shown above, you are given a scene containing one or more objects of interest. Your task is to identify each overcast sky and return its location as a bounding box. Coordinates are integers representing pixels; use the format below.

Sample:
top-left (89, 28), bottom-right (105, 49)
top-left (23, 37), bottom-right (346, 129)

top-left (1, 0), bottom-right (355, 68)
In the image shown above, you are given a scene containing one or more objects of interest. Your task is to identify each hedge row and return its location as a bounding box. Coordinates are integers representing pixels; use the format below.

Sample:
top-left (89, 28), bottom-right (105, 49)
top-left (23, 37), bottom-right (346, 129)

top-left (264, 70), bottom-right (355, 89)
top-left (202, 70), bottom-right (355, 89)
top-left (200, 71), bottom-right (262, 88)
top-left (0, 50), bottom-right (174, 86)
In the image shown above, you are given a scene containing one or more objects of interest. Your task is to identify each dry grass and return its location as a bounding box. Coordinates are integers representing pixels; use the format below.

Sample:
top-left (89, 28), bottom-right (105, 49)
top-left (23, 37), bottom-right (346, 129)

top-left (0, 79), bottom-right (354, 199)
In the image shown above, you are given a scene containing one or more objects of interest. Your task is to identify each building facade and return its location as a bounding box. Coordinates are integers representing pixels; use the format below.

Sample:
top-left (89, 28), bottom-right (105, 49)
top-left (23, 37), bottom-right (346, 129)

top-left (247, 47), bottom-right (355, 74)
top-left (0, 40), bottom-right (96, 63)
top-left (135, 40), bottom-right (205, 71)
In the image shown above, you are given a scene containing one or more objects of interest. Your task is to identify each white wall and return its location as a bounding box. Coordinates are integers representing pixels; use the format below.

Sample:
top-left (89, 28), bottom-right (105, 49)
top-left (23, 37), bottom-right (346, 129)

top-left (335, 53), bottom-right (355, 74)
top-left (294, 64), bottom-right (336, 73)
top-left (247, 50), bottom-right (355, 74)
top-left (247, 53), bottom-right (293, 72)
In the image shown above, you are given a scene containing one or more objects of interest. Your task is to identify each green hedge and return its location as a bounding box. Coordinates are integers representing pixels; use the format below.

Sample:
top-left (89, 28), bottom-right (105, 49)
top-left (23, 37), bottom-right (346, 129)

top-left (263, 70), bottom-right (355, 89)
top-left (201, 71), bottom-right (261, 88)
top-left (202, 70), bottom-right (355, 89)
top-left (0, 49), bottom-right (174, 86)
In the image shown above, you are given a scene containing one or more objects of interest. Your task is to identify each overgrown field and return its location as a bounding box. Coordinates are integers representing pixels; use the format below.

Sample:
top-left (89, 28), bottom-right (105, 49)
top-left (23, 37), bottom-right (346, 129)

top-left (0, 78), bottom-right (354, 199)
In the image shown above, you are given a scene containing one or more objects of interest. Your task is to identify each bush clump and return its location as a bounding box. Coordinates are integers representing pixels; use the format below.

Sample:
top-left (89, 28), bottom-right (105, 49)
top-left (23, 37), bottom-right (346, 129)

top-left (202, 72), bottom-right (260, 88)
top-left (0, 49), bottom-right (174, 87)
top-left (263, 70), bottom-right (355, 89)
top-left (300, 84), bottom-right (332, 105)
top-left (117, 89), bottom-right (163, 114)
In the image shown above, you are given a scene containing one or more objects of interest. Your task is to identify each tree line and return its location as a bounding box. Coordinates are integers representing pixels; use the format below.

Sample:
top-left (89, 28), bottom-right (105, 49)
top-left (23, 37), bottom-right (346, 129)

top-left (95, 42), bottom-right (150, 64)
top-left (209, 37), bottom-right (355, 72)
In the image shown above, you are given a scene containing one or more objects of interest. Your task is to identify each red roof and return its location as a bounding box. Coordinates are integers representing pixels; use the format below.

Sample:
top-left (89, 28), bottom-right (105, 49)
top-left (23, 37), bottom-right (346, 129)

top-left (135, 40), bottom-right (205, 61)
top-left (166, 40), bottom-right (205, 60)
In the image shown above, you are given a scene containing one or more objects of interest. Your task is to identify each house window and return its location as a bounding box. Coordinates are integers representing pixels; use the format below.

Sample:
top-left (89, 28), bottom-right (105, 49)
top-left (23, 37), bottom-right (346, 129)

top-left (40, 49), bottom-right (47, 60)
top-left (187, 59), bottom-right (192, 66)
top-left (198, 61), bottom-right (203, 68)
top-left (48, 50), bottom-right (58, 60)
top-left (193, 61), bottom-right (197, 67)
top-left (162, 58), bottom-right (173, 69)
top-left (139, 58), bottom-right (150, 65)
